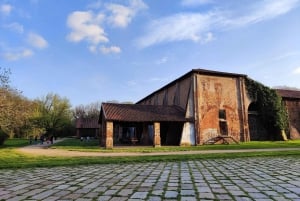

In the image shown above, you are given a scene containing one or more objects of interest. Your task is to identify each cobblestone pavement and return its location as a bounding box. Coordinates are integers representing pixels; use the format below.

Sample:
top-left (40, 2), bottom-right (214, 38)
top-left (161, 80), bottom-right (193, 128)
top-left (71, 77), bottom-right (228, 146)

top-left (0, 157), bottom-right (299, 201)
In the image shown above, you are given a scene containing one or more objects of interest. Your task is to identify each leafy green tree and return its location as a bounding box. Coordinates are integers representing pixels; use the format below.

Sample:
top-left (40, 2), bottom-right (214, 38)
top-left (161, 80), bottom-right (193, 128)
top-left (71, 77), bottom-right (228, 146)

top-left (33, 93), bottom-right (73, 136)
top-left (0, 67), bottom-right (35, 138)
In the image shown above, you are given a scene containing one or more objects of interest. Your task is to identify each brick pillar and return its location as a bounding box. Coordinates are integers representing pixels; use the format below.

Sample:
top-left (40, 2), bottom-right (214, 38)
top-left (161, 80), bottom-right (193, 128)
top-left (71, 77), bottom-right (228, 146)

top-left (153, 122), bottom-right (161, 147)
top-left (105, 121), bottom-right (113, 149)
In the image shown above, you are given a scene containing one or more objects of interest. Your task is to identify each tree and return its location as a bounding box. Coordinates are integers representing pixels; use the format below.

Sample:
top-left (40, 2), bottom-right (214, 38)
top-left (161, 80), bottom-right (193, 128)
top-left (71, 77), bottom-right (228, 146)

top-left (0, 67), bottom-right (11, 89)
top-left (73, 101), bottom-right (101, 119)
top-left (0, 67), bottom-right (35, 138)
top-left (245, 78), bottom-right (289, 140)
top-left (33, 93), bottom-right (73, 136)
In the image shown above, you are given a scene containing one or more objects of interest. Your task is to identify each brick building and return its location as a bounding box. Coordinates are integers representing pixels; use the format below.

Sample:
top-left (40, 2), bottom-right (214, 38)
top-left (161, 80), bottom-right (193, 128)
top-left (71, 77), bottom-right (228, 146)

top-left (99, 69), bottom-right (300, 148)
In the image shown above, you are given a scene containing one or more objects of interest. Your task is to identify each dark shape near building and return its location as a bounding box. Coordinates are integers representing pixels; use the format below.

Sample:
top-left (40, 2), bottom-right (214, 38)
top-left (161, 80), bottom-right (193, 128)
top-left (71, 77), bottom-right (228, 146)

top-left (99, 69), bottom-right (300, 148)
top-left (276, 89), bottom-right (300, 139)
top-left (76, 118), bottom-right (100, 138)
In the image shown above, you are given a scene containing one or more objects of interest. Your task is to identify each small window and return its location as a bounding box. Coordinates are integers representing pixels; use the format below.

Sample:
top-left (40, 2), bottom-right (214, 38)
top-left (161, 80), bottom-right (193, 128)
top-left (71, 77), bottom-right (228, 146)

top-left (219, 109), bottom-right (226, 120)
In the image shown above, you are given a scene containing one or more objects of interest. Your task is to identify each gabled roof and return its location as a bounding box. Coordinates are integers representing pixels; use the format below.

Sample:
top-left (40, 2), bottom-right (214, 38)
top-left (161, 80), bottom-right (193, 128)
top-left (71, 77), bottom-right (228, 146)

top-left (76, 118), bottom-right (100, 129)
top-left (276, 89), bottom-right (300, 100)
top-left (100, 103), bottom-right (187, 122)
top-left (137, 68), bottom-right (246, 104)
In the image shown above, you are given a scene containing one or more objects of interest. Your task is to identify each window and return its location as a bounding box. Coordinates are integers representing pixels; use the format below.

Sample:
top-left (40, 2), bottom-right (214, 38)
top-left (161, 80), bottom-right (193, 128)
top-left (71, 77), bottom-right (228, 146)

top-left (219, 109), bottom-right (226, 120)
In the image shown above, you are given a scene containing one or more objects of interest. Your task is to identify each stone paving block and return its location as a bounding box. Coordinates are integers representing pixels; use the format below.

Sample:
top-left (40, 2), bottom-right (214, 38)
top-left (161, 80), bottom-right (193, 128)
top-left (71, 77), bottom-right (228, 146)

top-left (103, 189), bottom-right (118, 195)
top-left (130, 191), bottom-right (148, 199)
top-left (32, 189), bottom-right (58, 200)
top-left (117, 189), bottom-right (134, 196)
top-left (97, 195), bottom-right (112, 201)
top-left (180, 189), bottom-right (195, 196)
top-left (198, 192), bottom-right (215, 199)
top-left (54, 190), bottom-right (71, 197)
top-left (216, 194), bottom-right (233, 200)
top-left (234, 196), bottom-right (254, 201)
top-left (229, 190), bottom-right (246, 196)
top-left (109, 197), bottom-right (128, 201)
top-left (284, 193), bottom-right (300, 199)
top-left (147, 196), bottom-right (162, 201)
top-left (63, 193), bottom-right (83, 199)
top-left (164, 190), bottom-right (178, 198)
top-left (247, 192), bottom-right (268, 199)
top-left (181, 197), bottom-right (198, 201)
top-left (76, 198), bottom-right (93, 201)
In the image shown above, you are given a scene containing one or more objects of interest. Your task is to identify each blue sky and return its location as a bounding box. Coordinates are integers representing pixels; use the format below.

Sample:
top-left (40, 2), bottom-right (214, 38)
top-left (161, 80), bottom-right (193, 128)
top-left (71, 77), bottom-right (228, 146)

top-left (1, 0), bottom-right (300, 107)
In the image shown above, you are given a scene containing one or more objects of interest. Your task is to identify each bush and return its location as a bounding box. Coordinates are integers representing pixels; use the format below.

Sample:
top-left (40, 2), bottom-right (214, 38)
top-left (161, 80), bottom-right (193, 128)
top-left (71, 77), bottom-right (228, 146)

top-left (0, 129), bottom-right (9, 146)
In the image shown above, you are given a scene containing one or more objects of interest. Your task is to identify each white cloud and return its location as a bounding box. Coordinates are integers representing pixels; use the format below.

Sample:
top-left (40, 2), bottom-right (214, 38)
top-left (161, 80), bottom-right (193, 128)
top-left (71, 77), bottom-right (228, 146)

top-left (100, 45), bottom-right (121, 54)
top-left (181, 0), bottom-right (214, 7)
top-left (0, 4), bottom-right (12, 15)
top-left (67, 0), bottom-right (147, 54)
top-left (67, 11), bottom-right (108, 44)
top-left (137, 12), bottom-right (217, 48)
top-left (106, 0), bottom-right (147, 28)
top-left (27, 32), bottom-right (48, 49)
top-left (87, 1), bottom-right (102, 9)
top-left (292, 67), bottom-right (300, 74)
top-left (2, 48), bottom-right (33, 61)
top-left (4, 22), bottom-right (24, 33)
top-left (155, 56), bottom-right (168, 65)
top-left (225, 0), bottom-right (300, 27)
top-left (137, 0), bottom-right (299, 48)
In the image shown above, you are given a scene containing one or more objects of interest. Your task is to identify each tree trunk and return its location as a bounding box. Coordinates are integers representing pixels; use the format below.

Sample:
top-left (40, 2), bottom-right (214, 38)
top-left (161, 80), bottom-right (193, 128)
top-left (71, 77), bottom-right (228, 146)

top-left (281, 129), bottom-right (288, 141)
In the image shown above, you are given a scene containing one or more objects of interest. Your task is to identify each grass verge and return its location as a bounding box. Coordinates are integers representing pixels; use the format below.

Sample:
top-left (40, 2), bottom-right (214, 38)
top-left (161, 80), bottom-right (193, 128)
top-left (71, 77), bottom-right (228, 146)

top-left (52, 138), bottom-right (300, 152)
top-left (0, 149), bottom-right (299, 169)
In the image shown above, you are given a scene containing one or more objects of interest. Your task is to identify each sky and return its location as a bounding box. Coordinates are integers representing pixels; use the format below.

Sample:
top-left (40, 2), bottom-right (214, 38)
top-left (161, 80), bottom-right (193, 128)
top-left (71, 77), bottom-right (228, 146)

top-left (1, 0), bottom-right (300, 107)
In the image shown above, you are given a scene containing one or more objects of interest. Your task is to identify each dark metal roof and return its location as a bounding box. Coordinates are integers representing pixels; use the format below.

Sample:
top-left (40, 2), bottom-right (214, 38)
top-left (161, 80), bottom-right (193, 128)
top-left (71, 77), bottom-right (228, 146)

top-left (76, 118), bottom-right (100, 129)
top-left (276, 89), bottom-right (300, 99)
top-left (100, 103), bottom-right (187, 122)
top-left (137, 68), bottom-right (246, 104)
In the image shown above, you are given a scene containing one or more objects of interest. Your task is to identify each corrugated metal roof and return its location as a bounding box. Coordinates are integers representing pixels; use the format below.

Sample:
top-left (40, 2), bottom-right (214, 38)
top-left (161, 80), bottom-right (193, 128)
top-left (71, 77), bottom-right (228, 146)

top-left (76, 118), bottom-right (100, 128)
top-left (100, 103), bottom-right (187, 122)
top-left (276, 89), bottom-right (300, 99)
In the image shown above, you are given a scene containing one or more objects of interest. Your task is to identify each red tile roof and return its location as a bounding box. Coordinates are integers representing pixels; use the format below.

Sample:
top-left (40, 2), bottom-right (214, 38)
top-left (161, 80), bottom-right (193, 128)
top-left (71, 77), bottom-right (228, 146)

top-left (100, 103), bottom-right (187, 122)
top-left (276, 89), bottom-right (300, 99)
top-left (76, 118), bottom-right (100, 129)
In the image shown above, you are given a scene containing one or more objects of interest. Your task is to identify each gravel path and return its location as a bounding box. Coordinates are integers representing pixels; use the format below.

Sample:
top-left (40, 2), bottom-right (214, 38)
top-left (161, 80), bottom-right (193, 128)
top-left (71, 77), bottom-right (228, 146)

top-left (17, 139), bottom-right (300, 157)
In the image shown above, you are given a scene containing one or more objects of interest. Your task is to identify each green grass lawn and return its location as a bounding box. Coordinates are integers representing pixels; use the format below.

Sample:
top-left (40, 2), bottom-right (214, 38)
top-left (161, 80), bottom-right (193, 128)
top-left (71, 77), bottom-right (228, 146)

top-left (0, 138), bottom-right (299, 169)
top-left (52, 138), bottom-right (300, 152)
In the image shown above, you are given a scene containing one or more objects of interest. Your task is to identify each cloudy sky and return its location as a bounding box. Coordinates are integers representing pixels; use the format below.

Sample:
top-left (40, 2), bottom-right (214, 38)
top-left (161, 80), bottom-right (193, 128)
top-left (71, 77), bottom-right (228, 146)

top-left (1, 0), bottom-right (300, 106)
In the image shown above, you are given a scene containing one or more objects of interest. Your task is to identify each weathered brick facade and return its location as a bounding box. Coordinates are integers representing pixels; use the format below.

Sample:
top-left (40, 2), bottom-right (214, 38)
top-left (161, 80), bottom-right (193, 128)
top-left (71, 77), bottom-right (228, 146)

top-left (138, 69), bottom-right (250, 145)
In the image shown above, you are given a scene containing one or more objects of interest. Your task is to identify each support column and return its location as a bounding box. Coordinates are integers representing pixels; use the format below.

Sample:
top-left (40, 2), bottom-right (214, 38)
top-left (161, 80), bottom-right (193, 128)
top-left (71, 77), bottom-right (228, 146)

top-left (76, 129), bottom-right (80, 138)
top-left (105, 121), bottom-right (114, 149)
top-left (140, 123), bottom-right (149, 145)
top-left (153, 122), bottom-right (161, 147)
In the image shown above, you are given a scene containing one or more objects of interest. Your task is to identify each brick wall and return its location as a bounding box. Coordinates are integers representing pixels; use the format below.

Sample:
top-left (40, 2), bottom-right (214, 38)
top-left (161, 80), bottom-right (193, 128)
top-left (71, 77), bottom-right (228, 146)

top-left (284, 100), bottom-right (300, 139)
top-left (195, 74), bottom-right (245, 144)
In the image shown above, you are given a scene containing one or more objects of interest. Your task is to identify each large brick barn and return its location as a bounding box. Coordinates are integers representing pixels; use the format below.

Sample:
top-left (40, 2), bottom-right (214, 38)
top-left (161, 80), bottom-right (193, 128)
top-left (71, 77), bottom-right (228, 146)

top-left (99, 69), bottom-right (300, 148)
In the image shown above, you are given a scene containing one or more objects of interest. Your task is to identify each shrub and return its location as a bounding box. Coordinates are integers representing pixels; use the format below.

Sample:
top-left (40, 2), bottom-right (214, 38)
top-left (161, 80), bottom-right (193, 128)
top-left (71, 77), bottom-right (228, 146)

top-left (0, 129), bottom-right (9, 146)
